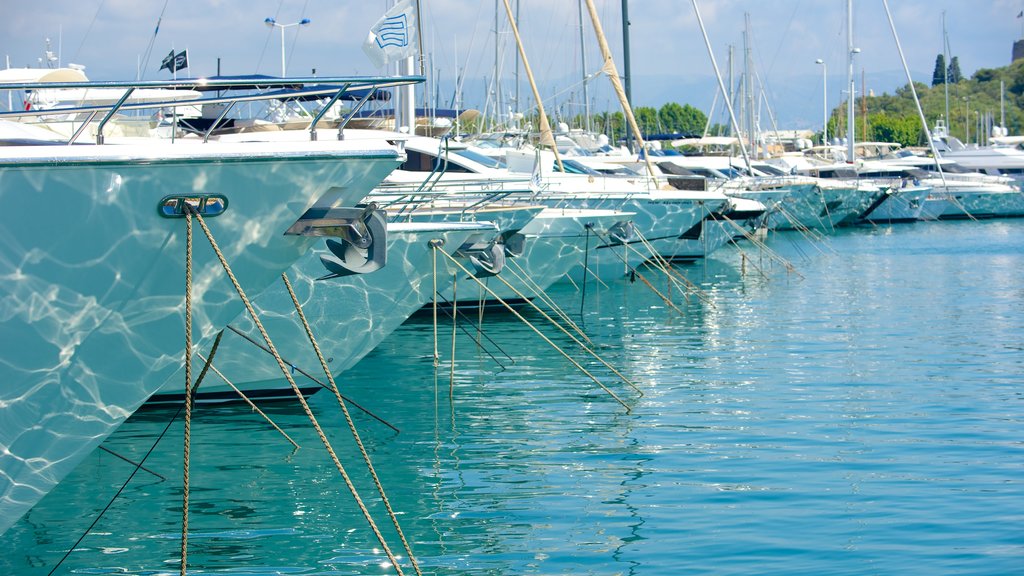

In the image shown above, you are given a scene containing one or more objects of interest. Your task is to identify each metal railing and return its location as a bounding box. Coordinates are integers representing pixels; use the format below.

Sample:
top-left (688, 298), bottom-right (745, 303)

top-left (0, 75), bottom-right (424, 145)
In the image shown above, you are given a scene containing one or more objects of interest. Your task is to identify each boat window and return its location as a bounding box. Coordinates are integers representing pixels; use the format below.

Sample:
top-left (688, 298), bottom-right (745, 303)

top-left (453, 148), bottom-right (507, 169)
top-left (751, 163), bottom-right (788, 176)
top-left (399, 149), bottom-right (437, 172)
top-left (718, 167), bottom-right (747, 178)
top-left (584, 163), bottom-right (641, 176)
top-left (400, 149), bottom-right (474, 173)
top-left (557, 159), bottom-right (599, 175)
top-left (685, 167), bottom-right (723, 179)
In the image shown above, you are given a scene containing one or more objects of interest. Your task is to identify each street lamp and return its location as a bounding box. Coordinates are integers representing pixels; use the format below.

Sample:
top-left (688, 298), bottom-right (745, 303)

top-left (815, 59), bottom-right (827, 145)
top-left (264, 17), bottom-right (311, 77)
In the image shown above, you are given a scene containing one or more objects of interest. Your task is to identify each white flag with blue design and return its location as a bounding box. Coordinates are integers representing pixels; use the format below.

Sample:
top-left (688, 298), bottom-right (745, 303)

top-left (529, 149), bottom-right (544, 193)
top-left (362, 0), bottom-right (418, 69)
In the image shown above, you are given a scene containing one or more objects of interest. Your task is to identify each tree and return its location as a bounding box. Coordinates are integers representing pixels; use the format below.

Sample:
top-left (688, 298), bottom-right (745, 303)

top-left (948, 56), bottom-right (963, 83)
top-left (931, 54), bottom-right (947, 86)
top-left (634, 106), bottom-right (659, 135)
top-left (869, 112), bottom-right (923, 147)
top-left (658, 102), bottom-right (707, 135)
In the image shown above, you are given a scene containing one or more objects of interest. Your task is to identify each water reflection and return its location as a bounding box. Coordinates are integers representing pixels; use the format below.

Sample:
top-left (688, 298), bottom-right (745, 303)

top-left (3, 221), bottom-right (1024, 574)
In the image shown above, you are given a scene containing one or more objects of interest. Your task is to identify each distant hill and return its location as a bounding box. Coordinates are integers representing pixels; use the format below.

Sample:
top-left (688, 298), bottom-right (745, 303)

top-left (831, 58), bottom-right (1024, 147)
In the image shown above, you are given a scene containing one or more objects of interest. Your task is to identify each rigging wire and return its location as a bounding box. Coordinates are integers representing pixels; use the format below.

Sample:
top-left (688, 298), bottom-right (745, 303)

top-left (139, 0), bottom-right (171, 79)
top-left (73, 0), bottom-right (108, 69)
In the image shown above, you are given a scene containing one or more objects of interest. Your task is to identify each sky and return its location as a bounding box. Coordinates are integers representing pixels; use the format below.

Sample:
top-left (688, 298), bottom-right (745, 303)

top-left (3, 0), bottom-right (1023, 129)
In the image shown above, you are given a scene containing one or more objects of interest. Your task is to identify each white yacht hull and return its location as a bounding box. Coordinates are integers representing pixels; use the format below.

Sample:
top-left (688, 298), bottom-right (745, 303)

top-left (0, 141), bottom-right (402, 534)
top-left (920, 186), bottom-right (1024, 220)
top-left (862, 186), bottom-right (930, 223)
top-left (751, 182), bottom-right (870, 231)
top-left (149, 222), bottom-right (494, 401)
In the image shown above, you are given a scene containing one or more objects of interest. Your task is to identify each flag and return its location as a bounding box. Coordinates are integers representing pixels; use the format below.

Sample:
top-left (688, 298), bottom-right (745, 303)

top-left (159, 49), bottom-right (189, 73)
top-left (529, 149), bottom-right (544, 193)
top-left (362, 0), bottom-right (418, 69)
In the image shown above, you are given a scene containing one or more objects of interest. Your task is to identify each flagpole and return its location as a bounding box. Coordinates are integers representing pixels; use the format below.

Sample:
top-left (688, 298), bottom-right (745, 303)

top-left (414, 0), bottom-right (425, 77)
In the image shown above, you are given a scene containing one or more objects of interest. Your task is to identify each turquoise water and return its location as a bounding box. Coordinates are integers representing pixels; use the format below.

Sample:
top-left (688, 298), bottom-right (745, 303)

top-left (3, 220), bottom-right (1023, 575)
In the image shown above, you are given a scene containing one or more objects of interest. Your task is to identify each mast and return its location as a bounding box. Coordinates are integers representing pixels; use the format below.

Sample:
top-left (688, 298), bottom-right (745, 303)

top-left (880, 0), bottom-right (947, 189)
top-left (494, 0), bottom-right (502, 129)
top-left (744, 13), bottom-right (756, 158)
top-left (1001, 80), bottom-right (1006, 131)
top-left (943, 11), bottom-right (950, 130)
top-left (690, 0), bottom-right (752, 170)
top-left (583, 0), bottom-right (657, 179)
top-left (846, 0), bottom-right (856, 162)
top-left (578, 0), bottom-right (592, 133)
top-left (514, 0), bottom-right (520, 120)
top-left (861, 67), bottom-right (867, 142)
top-left (621, 0), bottom-right (634, 152)
top-left (727, 45), bottom-right (734, 138)
top-left (499, 0), bottom-right (563, 170)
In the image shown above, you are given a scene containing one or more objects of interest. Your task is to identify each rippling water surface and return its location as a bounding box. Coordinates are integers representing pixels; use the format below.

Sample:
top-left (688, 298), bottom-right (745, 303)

top-left (3, 220), bottom-right (1023, 575)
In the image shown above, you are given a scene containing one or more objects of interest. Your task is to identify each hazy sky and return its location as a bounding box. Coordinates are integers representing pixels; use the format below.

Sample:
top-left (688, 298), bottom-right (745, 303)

top-left (3, 0), bottom-right (1022, 127)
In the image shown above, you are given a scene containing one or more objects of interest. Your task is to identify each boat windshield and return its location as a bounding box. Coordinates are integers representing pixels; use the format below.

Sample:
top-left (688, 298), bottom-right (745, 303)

top-left (453, 148), bottom-right (507, 169)
top-left (557, 159), bottom-right (601, 175)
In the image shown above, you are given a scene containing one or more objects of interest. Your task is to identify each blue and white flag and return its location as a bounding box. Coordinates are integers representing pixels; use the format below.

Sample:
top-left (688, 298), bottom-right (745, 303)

top-left (529, 149), bottom-right (544, 193)
top-left (362, 0), bottom-right (418, 69)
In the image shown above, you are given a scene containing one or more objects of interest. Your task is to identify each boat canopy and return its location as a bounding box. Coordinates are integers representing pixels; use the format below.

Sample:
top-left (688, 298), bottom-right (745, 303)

top-left (0, 67), bottom-right (89, 84)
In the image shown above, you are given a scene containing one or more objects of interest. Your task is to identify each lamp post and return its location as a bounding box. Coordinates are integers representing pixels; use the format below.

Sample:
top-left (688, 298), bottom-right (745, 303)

top-left (264, 17), bottom-right (311, 77)
top-left (815, 59), bottom-right (827, 145)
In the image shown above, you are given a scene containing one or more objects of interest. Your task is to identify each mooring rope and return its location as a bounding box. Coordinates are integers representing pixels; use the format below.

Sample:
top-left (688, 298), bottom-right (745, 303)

top-left (431, 241), bottom-right (440, 368)
top-left (503, 257), bottom-right (593, 347)
top-left (563, 222), bottom-right (687, 313)
top-left (433, 290), bottom-right (513, 368)
top-left (713, 208), bottom-right (802, 278)
top-left (774, 203), bottom-right (832, 253)
top-left (592, 230), bottom-right (690, 315)
top-left (184, 206), bottom-right (408, 575)
top-left (436, 249), bottom-right (631, 412)
top-left (180, 210), bottom-right (194, 576)
top-left (280, 272), bottom-right (422, 576)
top-left (489, 272), bottom-right (643, 396)
top-left (623, 228), bottom-right (697, 303)
top-left (819, 188), bottom-right (837, 234)
top-left (97, 446), bottom-right (166, 481)
top-left (449, 273), bottom-right (458, 400)
top-left (47, 325), bottom-right (223, 576)
top-left (198, 353), bottom-right (301, 449)
top-left (580, 224), bottom-right (591, 317)
top-left (221, 325), bottom-right (399, 433)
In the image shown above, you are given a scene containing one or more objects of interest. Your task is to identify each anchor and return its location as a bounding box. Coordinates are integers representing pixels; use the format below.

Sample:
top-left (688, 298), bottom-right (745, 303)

top-left (456, 239), bottom-right (506, 277)
top-left (284, 203), bottom-right (388, 279)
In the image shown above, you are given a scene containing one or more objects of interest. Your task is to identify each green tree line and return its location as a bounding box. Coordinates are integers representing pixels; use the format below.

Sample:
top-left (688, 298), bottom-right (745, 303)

top-left (823, 56), bottom-right (1024, 148)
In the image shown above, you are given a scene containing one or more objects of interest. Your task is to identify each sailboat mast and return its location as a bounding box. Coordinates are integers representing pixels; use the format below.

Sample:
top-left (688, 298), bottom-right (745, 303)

top-left (943, 11), bottom-right (950, 129)
top-left (494, 0), bottom-right (502, 128)
top-left (579, 0), bottom-right (592, 133)
top-left (1001, 80), bottom-right (1006, 130)
top-left (514, 0), bottom-right (520, 119)
top-left (846, 0), bottom-right (856, 163)
top-left (744, 13), bottom-right (755, 158)
top-left (727, 45), bottom-right (734, 138)
top-left (690, 0), bottom-right (752, 170)
top-left (499, 0), bottom-right (563, 170)
top-left (583, 0), bottom-right (656, 179)
top-left (880, 0), bottom-right (947, 189)
top-left (621, 0), bottom-right (634, 152)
